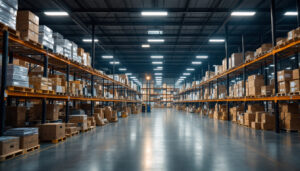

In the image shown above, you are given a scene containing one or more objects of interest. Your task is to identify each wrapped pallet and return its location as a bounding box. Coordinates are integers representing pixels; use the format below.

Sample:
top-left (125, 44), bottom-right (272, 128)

top-left (4, 128), bottom-right (39, 149)
top-left (38, 25), bottom-right (54, 50)
top-left (4, 64), bottom-right (29, 87)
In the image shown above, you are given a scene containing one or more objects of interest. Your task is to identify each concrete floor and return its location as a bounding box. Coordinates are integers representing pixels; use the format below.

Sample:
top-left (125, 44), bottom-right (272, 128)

top-left (1, 108), bottom-right (300, 171)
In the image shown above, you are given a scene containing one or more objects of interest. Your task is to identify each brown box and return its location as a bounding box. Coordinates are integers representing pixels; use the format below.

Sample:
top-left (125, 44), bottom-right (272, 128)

top-left (65, 123), bottom-right (77, 127)
top-left (261, 85), bottom-right (272, 96)
top-left (277, 70), bottom-right (292, 82)
top-left (20, 134), bottom-right (39, 149)
top-left (39, 123), bottom-right (65, 141)
top-left (77, 48), bottom-right (85, 57)
top-left (279, 81), bottom-right (290, 94)
top-left (17, 11), bottom-right (39, 25)
top-left (290, 80), bottom-right (300, 93)
top-left (276, 37), bottom-right (286, 46)
top-left (6, 106), bottom-right (26, 127)
top-left (293, 69), bottom-right (300, 80)
top-left (231, 53), bottom-right (243, 68)
top-left (287, 27), bottom-right (300, 40)
top-left (0, 137), bottom-right (20, 155)
top-left (245, 51), bottom-right (255, 62)
top-left (30, 104), bottom-right (59, 121)
top-left (281, 103), bottom-right (299, 114)
top-left (251, 122), bottom-right (261, 130)
top-left (256, 44), bottom-right (272, 56)
top-left (19, 30), bottom-right (39, 42)
top-left (248, 104), bottom-right (264, 113)
top-left (17, 20), bottom-right (39, 33)
top-left (65, 127), bottom-right (78, 134)
top-left (261, 113), bottom-right (275, 124)
top-left (261, 122), bottom-right (275, 130)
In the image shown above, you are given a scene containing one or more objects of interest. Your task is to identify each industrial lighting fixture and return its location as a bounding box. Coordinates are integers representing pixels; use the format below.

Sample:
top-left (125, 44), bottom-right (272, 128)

top-left (155, 76), bottom-right (162, 79)
top-left (196, 55), bottom-right (208, 59)
top-left (148, 39), bottom-right (165, 43)
top-left (180, 76), bottom-right (186, 79)
top-left (119, 68), bottom-right (127, 71)
top-left (154, 67), bottom-right (163, 71)
top-left (44, 11), bottom-right (69, 16)
top-left (148, 30), bottom-right (163, 35)
top-left (125, 73), bottom-right (132, 75)
top-left (142, 44), bottom-right (150, 48)
top-left (231, 11), bottom-right (256, 16)
top-left (109, 61), bottom-right (120, 65)
top-left (209, 39), bottom-right (225, 43)
top-left (270, 64), bottom-right (274, 67)
top-left (83, 39), bottom-right (99, 43)
top-left (146, 75), bottom-right (151, 80)
top-left (102, 55), bottom-right (113, 59)
top-left (151, 55), bottom-right (164, 59)
top-left (183, 73), bottom-right (191, 76)
top-left (141, 11), bottom-right (168, 16)
top-left (186, 68), bottom-right (195, 71)
top-left (284, 12), bottom-right (298, 16)
top-left (192, 61), bottom-right (202, 65)
top-left (154, 73), bottom-right (162, 75)
top-left (130, 76), bottom-right (136, 79)
top-left (152, 61), bottom-right (163, 64)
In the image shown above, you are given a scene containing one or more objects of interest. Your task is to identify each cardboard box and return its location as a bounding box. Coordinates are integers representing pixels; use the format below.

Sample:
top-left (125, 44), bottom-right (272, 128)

top-left (283, 119), bottom-right (300, 130)
top-left (6, 106), bottom-right (26, 127)
top-left (255, 44), bottom-right (272, 56)
top-left (290, 80), bottom-right (300, 93)
top-left (30, 104), bottom-right (59, 121)
top-left (20, 134), bottom-right (39, 149)
top-left (276, 37), bottom-right (286, 46)
top-left (287, 27), bottom-right (300, 40)
top-left (231, 53), bottom-right (243, 68)
top-left (251, 122), bottom-right (261, 129)
top-left (292, 69), bottom-right (300, 80)
top-left (19, 30), bottom-right (39, 42)
top-left (245, 51), bottom-right (255, 62)
top-left (279, 81), bottom-right (290, 94)
top-left (277, 70), bottom-right (292, 82)
top-left (17, 11), bottom-right (39, 25)
top-left (39, 123), bottom-right (65, 141)
top-left (261, 85), bottom-right (272, 96)
top-left (0, 137), bottom-right (20, 155)
top-left (248, 104), bottom-right (264, 113)
top-left (281, 103), bottom-right (299, 114)
top-left (69, 115), bottom-right (87, 123)
top-left (65, 127), bottom-right (77, 134)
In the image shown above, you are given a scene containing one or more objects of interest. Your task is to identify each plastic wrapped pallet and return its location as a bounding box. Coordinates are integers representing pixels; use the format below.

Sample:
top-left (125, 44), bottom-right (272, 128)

top-left (0, 0), bottom-right (18, 30)
top-left (1, 64), bottom-right (29, 87)
top-left (53, 32), bottom-right (64, 55)
top-left (38, 25), bottom-right (54, 50)
top-left (71, 42), bottom-right (80, 63)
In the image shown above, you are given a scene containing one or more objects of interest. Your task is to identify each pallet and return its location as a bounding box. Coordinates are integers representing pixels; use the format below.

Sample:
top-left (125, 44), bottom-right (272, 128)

top-left (22, 145), bottom-right (40, 154)
top-left (56, 92), bottom-right (66, 96)
top-left (281, 129), bottom-right (300, 133)
top-left (80, 129), bottom-right (89, 133)
top-left (277, 93), bottom-right (287, 97)
top-left (0, 23), bottom-right (20, 38)
top-left (289, 91), bottom-right (300, 96)
top-left (7, 86), bottom-right (34, 93)
top-left (110, 118), bottom-right (118, 122)
top-left (0, 149), bottom-right (23, 162)
top-left (66, 131), bottom-right (79, 137)
top-left (22, 37), bottom-right (43, 49)
top-left (51, 137), bottom-right (66, 144)
top-left (42, 90), bottom-right (56, 95)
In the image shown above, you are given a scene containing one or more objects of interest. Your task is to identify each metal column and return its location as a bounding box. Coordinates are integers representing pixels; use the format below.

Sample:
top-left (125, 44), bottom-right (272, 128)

top-left (42, 54), bottom-right (48, 124)
top-left (9, 52), bottom-right (13, 64)
top-left (270, 0), bottom-right (279, 133)
top-left (225, 25), bottom-right (230, 119)
top-left (65, 64), bottom-right (70, 123)
top-left (242, 35), bottom-right (247, 112)
top-left (297, 0), bottom-right (300, 27)
top-left (0, 31), bottom-right (8, 136)
top-left (90, 25), bottom-right (95, 116)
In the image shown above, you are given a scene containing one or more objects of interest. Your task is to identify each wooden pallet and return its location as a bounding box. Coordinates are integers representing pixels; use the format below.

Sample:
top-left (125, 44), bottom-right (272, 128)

top-left (110, 118), bottom-right (118, 122)
top-left (34, 89), bottom-right (43, 94)
top-left (22, 36), bottom-right (43, 49)
top-left (22, 145), bottom-right (40, 154)
top-left (51, 137), bottom-right (66, 144)
top-left (289, 91), bottom-right (300, 96)
top-left (80, 129), bottom-right (89, 133)
top-left (281, 129), bottom-right (300, 133)
top-left (0, 149), bottom-right (23, 162)
top-left (66, 131), bottom-right (79, 137)
top-left (56, 92), bottom-right (66, 96)
top-left (0, 23), bottom-right (20, 38)
top-left (7, 86), bottom-right (34, 93)
top-left (41, 90), bottom-right (56, 95)
top-left (277, 93), bottom-right (287, 96)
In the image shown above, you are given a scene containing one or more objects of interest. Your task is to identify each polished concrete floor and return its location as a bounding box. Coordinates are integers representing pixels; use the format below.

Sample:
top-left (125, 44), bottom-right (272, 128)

top-left (1, 108), bottom-right (300, 171)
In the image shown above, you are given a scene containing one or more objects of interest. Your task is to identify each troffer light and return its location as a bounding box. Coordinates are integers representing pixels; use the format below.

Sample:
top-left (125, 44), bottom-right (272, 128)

top-left (44, 11), bottom-right (69, 16)
top-left (284, 12), bottom-right (298, 16)
top-left (141, 11), bottom-right (168, 16)
top-left (231, 11), bottom-right (256, 16)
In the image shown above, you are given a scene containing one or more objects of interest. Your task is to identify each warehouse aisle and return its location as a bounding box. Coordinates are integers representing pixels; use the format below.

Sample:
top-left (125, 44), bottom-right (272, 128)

top-left (1, 108), bottom-right (300, 171)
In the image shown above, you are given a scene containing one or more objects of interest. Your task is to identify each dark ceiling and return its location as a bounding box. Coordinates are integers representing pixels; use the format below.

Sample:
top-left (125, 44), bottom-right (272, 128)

top-left (19, 0), bottom-right (298, 83)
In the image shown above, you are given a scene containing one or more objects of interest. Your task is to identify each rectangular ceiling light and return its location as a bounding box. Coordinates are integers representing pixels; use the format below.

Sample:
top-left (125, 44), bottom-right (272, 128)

top-left (141, 11), bottom-right (168, 16)
top-left (130, 76), bottom-right (136, 79)
top-left (186, 68), bottom-right (195, 71)
top-left (83, 39), bottom-right (99, 43)
top-left (119, 68), bottom-right (127, 71)
top-left (148, 39), bottom-right (165, 43)
top-left (152, 61), bottom-right (163, 64)
top-left (102, 55), bottom-right (113, 59)
top-left (155, 76), bottom-right (162, 78)
top-left (284, 12), bottom-right (298, 16)
top-left (209, 39), bottom-right (225, 43)
top-left (180, 76), bottom-right (186, 79)
top-left (183, 73), bottom-right (191, 76)
top-left (109, 61), bottom-right (120, 65)
top-left (231, 11), bottom-right (256, 16)
top-left (154, 73), bottom-right (162, 75)
top-left (148, 30), bottom-right (163, 35)
top-left (125, 73), bottom-right (132, 75)
top-left (154, 68), bottom-right (163, 71)
top-left (44, 11), bottom-right (69, 16)
top-left (196, 55), bottom-right (208, 59)
top-left (151, 55), bottom-right (164, 59)
top-left (192, 61), bottom-right (202, 65)
top-left (142, 44), bottom-right (150, 48)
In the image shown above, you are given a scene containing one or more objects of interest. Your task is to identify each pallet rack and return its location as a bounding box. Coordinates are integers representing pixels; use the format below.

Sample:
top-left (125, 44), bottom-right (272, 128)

top-left (0, 30), bottom-right (141, 135)
top-left (142, 86), bottom-right (175, 107)
top-left (174, 0), bottom-right (300, 133)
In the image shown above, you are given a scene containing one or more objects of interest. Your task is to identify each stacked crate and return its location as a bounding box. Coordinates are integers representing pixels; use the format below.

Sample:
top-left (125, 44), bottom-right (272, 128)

top-left (16, 10), bottom-right (39, 43)
top-left (29, 76), bottom-right (52, 91)
top-left (277, 70), bottom-right (292, 94)
top-left (247, 74), bottom-right (264, 96)
top-left (290, 68), bottom-right (300, 93)
top-left (280, 104), bottom-right (300, 131)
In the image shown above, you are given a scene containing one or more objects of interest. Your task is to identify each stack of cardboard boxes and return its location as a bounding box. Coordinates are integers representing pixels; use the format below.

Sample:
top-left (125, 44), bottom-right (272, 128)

top-left (213, 104), bottom-right (228, 121)
top-left (39, 123), bottom-right (65, 141)
top-left (69, 115), bottom-right (88, 131)
top-left (16, 10), bottom-right (39, 43)
top-left (277, 70), bottom-right (292, 94)
top-left (280, 103), bottom-right (300, 131)
top-left (255, 43), bottom-right (272, 58)
top-left (290, 68), bottom-right (300, 93)
top-left (245, 104), bottom-right (264, 127)
top-left (29, 76), bottom-right (53, 91)
top-left (247, 75), bottom-right (264, 96)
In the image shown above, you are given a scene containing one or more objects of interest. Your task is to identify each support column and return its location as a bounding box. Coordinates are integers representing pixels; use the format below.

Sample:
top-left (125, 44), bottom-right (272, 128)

top-left (9, 52), bottom-right (13, 64)
top-left (270, 0), bottom-right (279, 133)
top-left (42, 54), bottom-right (48, 124)
top-left (297, 0), bottom-right (300, 27)
top-left (225, 25), bottom-right (230, 120)
top-left (65, 64), bottom-right (70, 123)
top-left (0, 31), bottom-right (9, 135)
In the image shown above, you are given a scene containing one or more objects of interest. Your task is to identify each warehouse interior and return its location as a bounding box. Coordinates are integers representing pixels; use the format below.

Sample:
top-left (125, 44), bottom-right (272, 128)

top-left (0, 0), bottom-right (300, 170)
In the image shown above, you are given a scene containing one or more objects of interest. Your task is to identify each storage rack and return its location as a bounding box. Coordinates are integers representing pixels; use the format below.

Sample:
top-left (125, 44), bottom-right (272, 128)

top-left (141, 87), bottom-right (175, 106)
top-left (174, 0), bottom-right (300, 133)
top-left (0, 30), bottom-right (141, 135)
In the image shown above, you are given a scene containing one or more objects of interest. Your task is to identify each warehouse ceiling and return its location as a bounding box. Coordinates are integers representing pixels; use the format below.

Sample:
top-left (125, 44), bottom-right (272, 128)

top-left (19, 0), bottom-right (298, 84)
